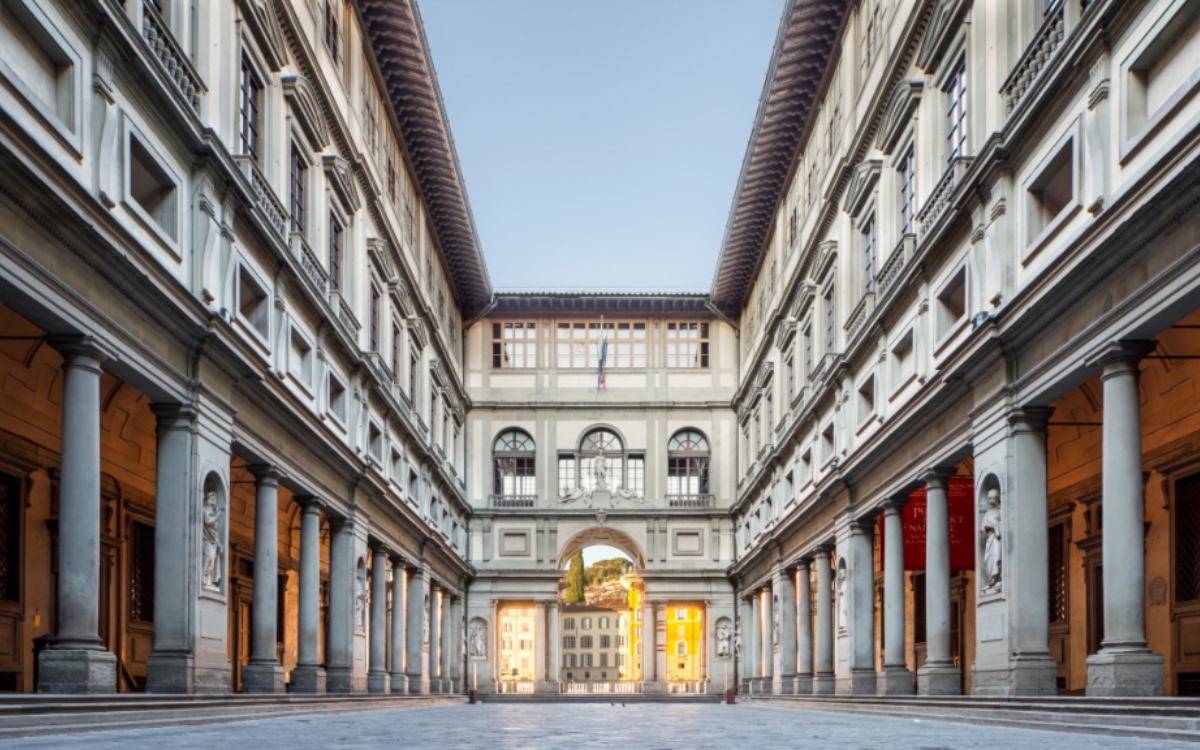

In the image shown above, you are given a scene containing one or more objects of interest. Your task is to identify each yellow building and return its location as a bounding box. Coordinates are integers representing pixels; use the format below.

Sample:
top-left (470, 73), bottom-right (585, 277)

top-left (498, 605), bottom-right (538, 683)
top-left (624, 578), bottom-right (644, 681)
top-left (666, 604), bottom-right (703, 682)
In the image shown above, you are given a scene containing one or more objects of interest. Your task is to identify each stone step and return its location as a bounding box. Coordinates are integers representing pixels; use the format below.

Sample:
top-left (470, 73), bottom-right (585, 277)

top-left (752, 696), bottom-right (1200, 743)
top-left (0, 694), bottom-right (466, 739)
top-left (481, 693), bottom-right (722, 704)
top-left (763, 693), bottom-right (1200, 718)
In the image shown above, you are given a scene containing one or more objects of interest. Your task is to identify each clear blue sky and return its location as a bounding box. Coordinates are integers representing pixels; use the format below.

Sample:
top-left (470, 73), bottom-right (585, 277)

top-left (418, 0), bottom-right (785, 291)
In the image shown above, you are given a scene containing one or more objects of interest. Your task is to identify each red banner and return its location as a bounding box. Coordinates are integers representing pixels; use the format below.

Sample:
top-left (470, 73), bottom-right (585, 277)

top-left (880, 476), bottom-right (975, 571)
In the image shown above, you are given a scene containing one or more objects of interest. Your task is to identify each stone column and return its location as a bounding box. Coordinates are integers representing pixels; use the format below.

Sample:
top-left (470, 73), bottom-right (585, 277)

top-left (775, 565), bottom-right (797, 694)
top-left (291, 499), bottom-right (324, 693)
top-left (642, 598), bottom-right (654, 684)
top-left (795, 559), bottom-right (814, 694)
top-left (760, 586), bottom-right (774, 692)
top-left (534, 600), bottom-right (550, 691)
top-left (428, 584), bottom-right (441, 693)
top-left (368, 546), bottom-right (389, 693)
top-left (39, 338), bottom-right (117, 693)
top-left (918, 470), bottom-right (961, 695)
top-left (878, 498), bottom-right (914, 694)
top-left (406, 566), bottom-right (428, 693)
top-left (1087, 342), bottom-right (1164, 696)
top-left (145, 404), bottom-right (197, 693)
top-left (326, 517), bottom-right (356, 693)
top-left (548, 601), bottom-right (560, 687)
top-left (389, 558), bottom-right (408, 694)
top-left (242, 466), bottom-right (284, 693)
top-left (748, 592), bottom-right (761, 691)
top-left (814, 549), bottom-right (835, 694)
top-left (653, 601), bottom-right (667, 691)
top-left (451, 595), bottom-right (464, 692)
top-left (846, 519), bottom-right (876, 695)
top-left (440, 591), bottom-right (453, 693)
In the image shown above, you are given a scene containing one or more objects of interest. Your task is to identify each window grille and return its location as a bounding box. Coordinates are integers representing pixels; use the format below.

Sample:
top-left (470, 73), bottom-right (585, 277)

top-left (1176, 472), bottom-right (1200, 602)
top-left (898, 148), bottom-right (914, 235)
top-left (130, 520), bottom-right (155, 623)
top-left (1048, 522), bottom-right (1067, 622)
top-left (327, 215), bottom-right (342, 291)
top-left (665, 323), bottom-right (709, 369)
top-left (492, 322), bottom-right (537, 369)
top-left (946, 59), bottom-right (968, 163)
top-left (290, 147), bottom-right (306, 234)
top-left (0, 473), bottom-right (19, 602)
top-left (493, 430), bottom-right (535, 497)
top-left (862, 218), bottom-right (876, 294)
top-left (239, 57), bottom-right (262, 164)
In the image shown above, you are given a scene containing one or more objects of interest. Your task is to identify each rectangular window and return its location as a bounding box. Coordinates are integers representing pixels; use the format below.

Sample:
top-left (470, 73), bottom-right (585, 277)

top-left (0, 473), bottom-right (20, 602)
top-left (290, 146), bottom-right (306, 234)
top-left (600, 635), bottom-right (611, 649)
top-left (239, 56), bottom-right (262, 164)
top-left (558, 454), bottom-right (577, 495)
top-left (824, 289), bottom-right (835, 351)
top-left (391, 324), bottom-right (401, 382)
top-left (369, 285), bottom-right (380, 351)
top-left (128, 136), bottom-right (177, 239)
top-left (492, 321), bottom-right (537, 369)
top-left (1176, 472), bottom-right (1200, 602)
top-left (898, 147), bottom-right (914, 235)
top-left (289, 327), bottom-right (313, 386)
top-left (323, 0), bottom-right (339, 62)
top-left (408, 351), bottom-right (418, 401)
top-left (612, 322), bottom-right (646, 368)
top-left (803, 326), bottom-right (813, 378)
top-left (862, 217), bottom-right (876, 294)
top-left (580, 635), bottom-right (593, 648)
top-left (786, 353), bottom-right (795, 402)
top-left (328, 214), bottom-right (342, 291)
top-left (328, 374), bottom-right (346, 423)
top-left (556, 323), bottom-right (589, 368)
top-left (129, 520), bottom-right (155, 623)
top-left (625, 455), bottom-right (645, 497)
top-left (665, 322), bottom-right (710, 368)
top-left (563, 636), bottom-right (576, 649)
top-left (946, 58), bottom-right (967, 163)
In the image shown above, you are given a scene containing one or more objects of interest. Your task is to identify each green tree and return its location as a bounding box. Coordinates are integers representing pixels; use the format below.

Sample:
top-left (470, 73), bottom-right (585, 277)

top-left (564, 551), bottom-right (586, 603)
top-left (584, 557), bottom-right (633, 587)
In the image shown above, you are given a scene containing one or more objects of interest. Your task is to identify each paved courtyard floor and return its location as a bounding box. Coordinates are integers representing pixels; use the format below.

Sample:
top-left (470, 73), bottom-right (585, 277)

top-left (6, 702), bottom-right (1192, 749)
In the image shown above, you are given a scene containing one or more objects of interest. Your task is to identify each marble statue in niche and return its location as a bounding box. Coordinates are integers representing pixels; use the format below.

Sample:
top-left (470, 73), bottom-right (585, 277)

top-left (716, 621), bottom-right (731, 658)
top-left (836, 560), bottom-right (848, 630)
top-left (981, 487), bottom-right (1003, 591)
top-left (202, 489), bottom-right (223, 590)
top-left (469, 621), bottom-right (487, 658)
top-left (355, 563), bottom-right (367, 630)
top-left (733, 622), bottom-right (743, 657)
top-left (422, 594), bottom-right (430, 647)
top-left (772, 593), bottom-right (780, 647)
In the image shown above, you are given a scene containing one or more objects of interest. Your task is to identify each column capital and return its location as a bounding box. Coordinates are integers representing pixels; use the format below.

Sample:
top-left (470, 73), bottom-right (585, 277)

top-left (390, 554), bottom-right (407, 569)
top-left (150, 402), bottom-right (199, 428)
top-left (48, 334), bottom-right (110, 367)
top-left (1008, 406), bottom-right (1055, 432)
top-left (921, 466), bottom-right (957, 489)
top-left (248, 464), bottom-right (281, 485)
top-left (881, 495), bottom-right (909, 515)
top-left (795, 555), bottom-right (814, 570)
top-left (1091, 340), bottom-right (1156, 372)
top-left (849, 515), bottom-right (875, 535)
top-left (295, 495), bottom-right (324, 513)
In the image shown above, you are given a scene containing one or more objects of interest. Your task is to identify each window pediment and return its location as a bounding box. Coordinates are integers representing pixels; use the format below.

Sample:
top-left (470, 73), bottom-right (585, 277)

top-left (323, 155), bottom-right (360, 214)
top-left (282, 75), bottom-right (329, 151)
top-left (814, 240), bottom-right (838, 283)
top-left (847, 159), bottom-right (882, 219)
top-left (367, 237), bottom-right (394, 280)
top-left (408, 315), bottom-right (428, 350)
top-left (915, 0), bottom-right (971, 75)
top-left (877, 81), bottom-right (923, 155)
top-left (237, 0), bottom-right (289, 71)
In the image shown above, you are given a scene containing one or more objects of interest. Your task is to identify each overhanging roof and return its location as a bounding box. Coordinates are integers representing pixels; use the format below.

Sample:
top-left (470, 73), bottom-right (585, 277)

top-left (709, 0), bottom-right (847, 315)
top-left (492, 291), bottom-right (713, 317)
top-left (357, 0), bottom-right (493, 318)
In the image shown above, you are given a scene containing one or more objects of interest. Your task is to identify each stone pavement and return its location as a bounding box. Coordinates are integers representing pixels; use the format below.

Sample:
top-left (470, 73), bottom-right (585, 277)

top-left (6, 702), bottom-right (1194, 749)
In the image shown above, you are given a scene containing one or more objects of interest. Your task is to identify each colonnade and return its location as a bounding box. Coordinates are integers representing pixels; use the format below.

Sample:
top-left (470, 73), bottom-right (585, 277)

top-left (739, 343), bottom-right (1164, 697)
top-left (33, 336), bottom-right (465, 695)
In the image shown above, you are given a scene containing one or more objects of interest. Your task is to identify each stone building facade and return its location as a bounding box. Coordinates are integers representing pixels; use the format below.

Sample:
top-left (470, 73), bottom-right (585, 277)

top-left (3, 0), bottom-right (1200, 703)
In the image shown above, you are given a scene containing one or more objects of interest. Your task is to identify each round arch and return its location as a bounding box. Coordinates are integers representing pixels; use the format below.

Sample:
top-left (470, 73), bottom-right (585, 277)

top-left (557, 526), bottom-right (645, 571)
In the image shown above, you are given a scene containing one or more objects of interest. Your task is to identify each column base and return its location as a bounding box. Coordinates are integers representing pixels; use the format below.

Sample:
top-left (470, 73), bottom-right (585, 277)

top-left (812, 673), bottom-right (835, 695)
top-left (144, 652), bottom-right (231, 694)
top-left (368, 671), bottom-right (389, 694)
top-left (406, 673), bottom-right (426, 694)
top-left (536, 680), bottom-right (558, 694)
top-left (290, 665), bottom-right (326, 694)
top-left (777, 674), bottom-right (797, 695)
top-left (877, 667), bottom-right (914, 695)
top-left (971, 654), bottom-right (1057, 696)
top-left (325, 666), bottom-right (362, 694)
top-left (837, 669), bottom-right (877, 695)
top-left (37, 649), bottom-right (117, 694)
top-left (389, 673), bottom-right (408, 694)
top-left (642, 680), bottom-right (668, 694)
top-left (793, 674), bottom-right (813, 695)
top-left (241, 663), bottom-right (286, 694)
top-left (1086, 650), bottom-right (1165, 697)
top-left (917, 663), bottom-right (962, 696)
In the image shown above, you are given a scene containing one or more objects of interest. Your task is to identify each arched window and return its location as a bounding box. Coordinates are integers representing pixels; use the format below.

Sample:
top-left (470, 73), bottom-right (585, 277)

top-left (579, 429), bottom-right (623, 493)
top-left (493, 430), bottom-right (535, 498)
top-left (668, 430), bottom-right (710, 496)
